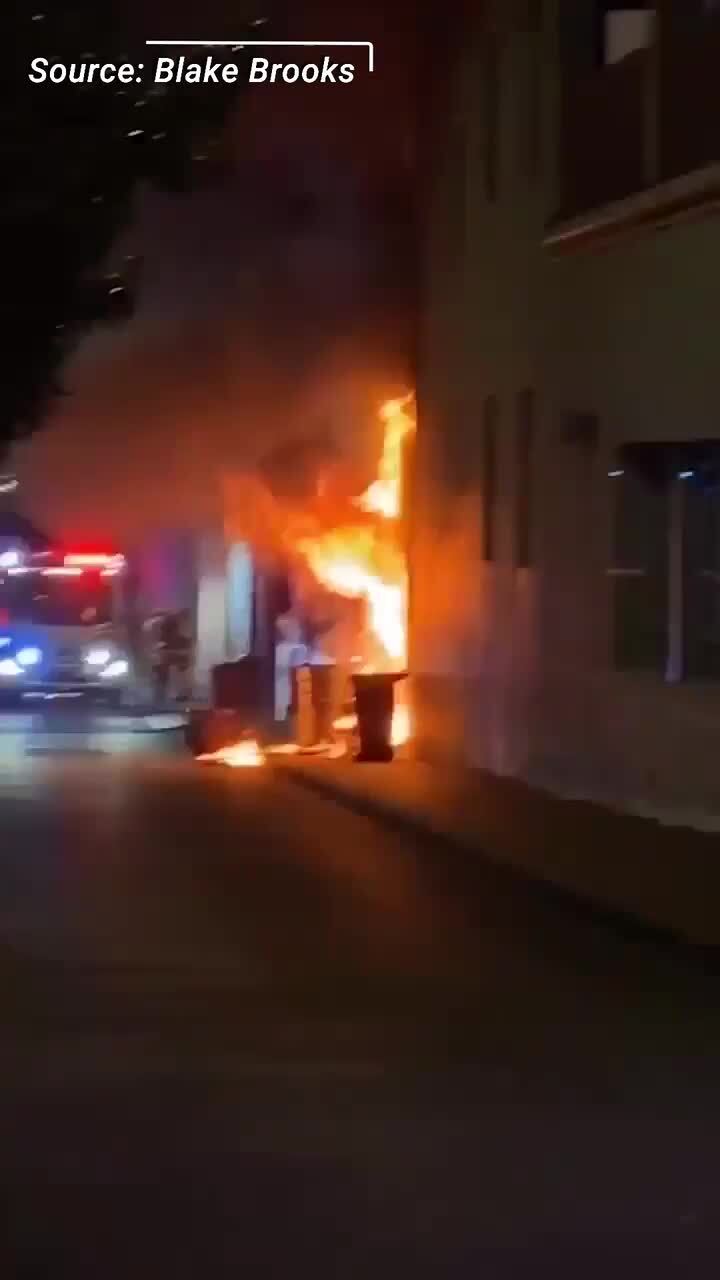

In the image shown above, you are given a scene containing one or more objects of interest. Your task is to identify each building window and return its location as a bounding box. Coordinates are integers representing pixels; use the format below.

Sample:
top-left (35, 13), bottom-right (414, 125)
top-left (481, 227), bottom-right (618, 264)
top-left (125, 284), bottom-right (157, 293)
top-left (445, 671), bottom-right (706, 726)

top-left (481, 397), bottom-right (499, 561)
top-left (518, 3), bottom-right (544, 177)
top-left (483, 31), bottom-right (500, 200)
top-left (683, 476), bottom-right (720, 679)
top-left (601, 6), bottom-right (656, 67)
top-left (610, 441), bottom-right (720, 680)
top-left (514, 390), bottom-right (535, 568)
top-left (452, 108), bottom-right (468, 255)
top-left (609, 465), bottom-right (668, 672)
top-left (528, 3), bottom-right (543, 178)
top-left (517, 0), bottom-right (543, 29)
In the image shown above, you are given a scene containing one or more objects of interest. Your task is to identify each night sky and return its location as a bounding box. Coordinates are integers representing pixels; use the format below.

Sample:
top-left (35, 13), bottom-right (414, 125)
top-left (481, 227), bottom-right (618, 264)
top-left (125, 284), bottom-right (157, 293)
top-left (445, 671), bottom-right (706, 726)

top-left (18, 0), bottom-right (420, 542)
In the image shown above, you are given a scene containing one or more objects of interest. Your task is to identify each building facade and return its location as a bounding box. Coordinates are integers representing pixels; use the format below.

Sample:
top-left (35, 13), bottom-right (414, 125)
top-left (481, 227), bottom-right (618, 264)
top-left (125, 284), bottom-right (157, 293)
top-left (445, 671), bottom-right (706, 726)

top-left (129, 528), bottom-right (277, 704)
top-left (412, 1), bottom-right (720, 819)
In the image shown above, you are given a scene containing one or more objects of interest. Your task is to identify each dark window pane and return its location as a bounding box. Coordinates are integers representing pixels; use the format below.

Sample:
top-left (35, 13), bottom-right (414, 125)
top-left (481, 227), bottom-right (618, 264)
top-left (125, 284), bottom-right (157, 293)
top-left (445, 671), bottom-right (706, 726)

top-left (482, 397), bottom-right (498, 561)
top-left (529, 0), bottom-right (544, 31)
top-left (483, 33), bottom-right (500, 200)
top-left (515, 390), bottom-right (535, 567)
top-left (611, 468), bottom-right (668, 671)
top-left (685, 483), bottom-right (720, 679)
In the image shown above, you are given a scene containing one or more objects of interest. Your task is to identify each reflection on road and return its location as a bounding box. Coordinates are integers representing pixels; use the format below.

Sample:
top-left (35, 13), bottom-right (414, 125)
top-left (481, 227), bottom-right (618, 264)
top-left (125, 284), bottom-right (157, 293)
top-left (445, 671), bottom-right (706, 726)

top-left (0, 709), bottom-right (186, 759)
top-left (1, 749), bottom-right (720, 1274)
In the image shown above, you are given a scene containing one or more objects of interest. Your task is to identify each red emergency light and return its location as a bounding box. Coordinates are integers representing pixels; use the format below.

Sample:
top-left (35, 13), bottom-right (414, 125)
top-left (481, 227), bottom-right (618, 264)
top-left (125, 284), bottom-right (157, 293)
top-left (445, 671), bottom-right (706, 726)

top-left (63, 552), bottom-right (125, 568)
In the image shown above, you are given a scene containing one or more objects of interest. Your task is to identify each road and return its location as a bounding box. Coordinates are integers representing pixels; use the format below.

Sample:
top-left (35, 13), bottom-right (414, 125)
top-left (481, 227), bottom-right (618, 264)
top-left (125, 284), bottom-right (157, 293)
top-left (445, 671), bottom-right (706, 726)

top-left (1, 729), bottom-right (720, 1274)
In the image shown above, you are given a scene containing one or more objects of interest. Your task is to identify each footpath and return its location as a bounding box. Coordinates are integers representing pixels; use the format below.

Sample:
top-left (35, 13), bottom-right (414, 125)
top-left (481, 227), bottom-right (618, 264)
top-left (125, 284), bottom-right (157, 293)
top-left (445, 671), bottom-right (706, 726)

top-left (279, 756), bottom-right (720, 947)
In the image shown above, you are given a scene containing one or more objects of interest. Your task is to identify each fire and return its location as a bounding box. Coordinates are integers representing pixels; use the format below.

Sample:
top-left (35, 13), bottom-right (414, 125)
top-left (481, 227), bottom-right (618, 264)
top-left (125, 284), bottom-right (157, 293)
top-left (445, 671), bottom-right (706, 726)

top-left (295, 395), bottom-right (414, 669)
top-left (297, 537), bottom-right (407, 664)
top-left (333, 714), bottom-right (358, 732)
top-left (198, 738), bottom-right (266, 768)
top-left (222, 393), bottom-right (416, 754)
top-left (333, 703), bottom-right (412, 748)
top-left (390, 703), bottom-right (412, 747)
top-left (355, 395), bottom-right (414, 520)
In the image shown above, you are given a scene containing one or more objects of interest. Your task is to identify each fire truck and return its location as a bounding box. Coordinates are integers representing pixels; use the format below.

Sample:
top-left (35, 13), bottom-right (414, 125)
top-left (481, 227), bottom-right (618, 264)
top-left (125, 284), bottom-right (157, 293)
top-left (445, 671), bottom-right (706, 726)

top-left (0, 546), bottom-right (133, 705)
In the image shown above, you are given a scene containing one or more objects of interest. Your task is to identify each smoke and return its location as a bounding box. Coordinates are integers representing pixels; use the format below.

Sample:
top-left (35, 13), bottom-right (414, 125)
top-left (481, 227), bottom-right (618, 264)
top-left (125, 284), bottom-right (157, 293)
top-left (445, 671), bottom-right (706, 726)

top-left (16, 0), bottom-right (418, 544)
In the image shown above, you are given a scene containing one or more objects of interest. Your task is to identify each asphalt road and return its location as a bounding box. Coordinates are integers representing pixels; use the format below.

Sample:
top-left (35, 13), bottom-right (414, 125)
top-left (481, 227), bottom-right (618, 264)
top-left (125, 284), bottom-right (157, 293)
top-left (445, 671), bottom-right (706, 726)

top-left (1, 732), bottom-right (720, 1274)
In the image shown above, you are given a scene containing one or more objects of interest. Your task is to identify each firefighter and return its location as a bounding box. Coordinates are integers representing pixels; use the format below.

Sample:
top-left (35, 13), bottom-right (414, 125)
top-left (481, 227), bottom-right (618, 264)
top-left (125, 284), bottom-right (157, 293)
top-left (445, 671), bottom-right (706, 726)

top-left (153, 610), bottom-right (192, 705)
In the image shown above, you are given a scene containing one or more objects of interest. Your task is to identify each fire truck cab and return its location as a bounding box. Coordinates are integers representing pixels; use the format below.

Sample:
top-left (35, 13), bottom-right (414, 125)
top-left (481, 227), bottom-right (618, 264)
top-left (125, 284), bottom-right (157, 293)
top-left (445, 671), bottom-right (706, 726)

top-left (0, 546), bottom-right (133, 705)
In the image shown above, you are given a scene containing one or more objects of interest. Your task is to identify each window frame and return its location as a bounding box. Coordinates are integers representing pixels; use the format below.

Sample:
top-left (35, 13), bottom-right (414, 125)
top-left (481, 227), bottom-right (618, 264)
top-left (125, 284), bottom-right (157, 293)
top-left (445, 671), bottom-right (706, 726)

top-left (514, 389), bottom-right (535, 569)
top-left (483, 29), bottom-right (501, 201)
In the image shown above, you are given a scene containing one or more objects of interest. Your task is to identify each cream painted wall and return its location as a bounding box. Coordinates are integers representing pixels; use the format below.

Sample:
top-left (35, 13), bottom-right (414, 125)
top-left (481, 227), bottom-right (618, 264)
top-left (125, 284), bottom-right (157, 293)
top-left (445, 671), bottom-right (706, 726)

top-left (413, 3), bottom-right (720, 822)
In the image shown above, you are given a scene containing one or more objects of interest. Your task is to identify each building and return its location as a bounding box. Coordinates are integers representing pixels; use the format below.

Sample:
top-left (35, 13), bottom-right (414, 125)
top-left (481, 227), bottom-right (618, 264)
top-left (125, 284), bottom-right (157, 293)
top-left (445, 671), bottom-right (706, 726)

top-left (126, 528), bottom-right (283, 707)
top-left (412, 1), bottom-right (720, 819)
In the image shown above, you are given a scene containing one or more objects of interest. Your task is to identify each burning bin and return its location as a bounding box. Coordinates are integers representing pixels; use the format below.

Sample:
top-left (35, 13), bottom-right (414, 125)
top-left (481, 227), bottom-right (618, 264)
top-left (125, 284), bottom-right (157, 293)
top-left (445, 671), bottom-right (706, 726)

top-left (352, 672), bottom-right (407, 762)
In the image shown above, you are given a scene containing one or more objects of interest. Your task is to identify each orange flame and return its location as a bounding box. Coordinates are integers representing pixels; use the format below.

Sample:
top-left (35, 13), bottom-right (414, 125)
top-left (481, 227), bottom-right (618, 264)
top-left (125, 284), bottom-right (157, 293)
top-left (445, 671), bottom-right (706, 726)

top-left (390, 703), bottom-right (412, 747)
top-left (295, 395), bottom-right (414, 669)
top-left (333, 714), bottom-right (358, 732)
top-left (333, 704), bottom-right (412, 748)
top-left (355, 395), bottom-right (414, 520)
top-left (222, 394), bottom-right (416, 752)
top-left (198, 738), bottom-right (266, 768)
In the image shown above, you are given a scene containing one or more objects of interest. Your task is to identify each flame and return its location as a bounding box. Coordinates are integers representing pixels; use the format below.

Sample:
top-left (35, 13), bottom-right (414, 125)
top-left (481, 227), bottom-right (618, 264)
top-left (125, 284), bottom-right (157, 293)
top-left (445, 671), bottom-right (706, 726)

top-left (390, 703), bottom-right (412, 748)
top-left (222, 394), bottom-right (416, 753)
top-left (198, 738), bottom-right (266, 768)
top-left (297, 538), bottom-right (408, 664)
top-left (333, 714), bottom-right (358, 732)
top-left (333, 703), bottom-right (412, 748)
top-left (355, 395), bottom-right (414, 520)
top-left (295, 395), bottom-right (414, 669)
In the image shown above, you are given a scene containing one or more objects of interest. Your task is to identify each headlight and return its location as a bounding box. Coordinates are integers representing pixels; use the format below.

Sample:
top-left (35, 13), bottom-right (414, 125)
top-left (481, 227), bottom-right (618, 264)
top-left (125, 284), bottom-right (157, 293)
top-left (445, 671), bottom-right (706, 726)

top-left (100, 659), bottom-right (129, 680)
top-left (0, 658), bottom-right (21, 677)
top-left (85, 648), bottom-right (112, 667)
top-left (16, 646), bottom-right (42, 668)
